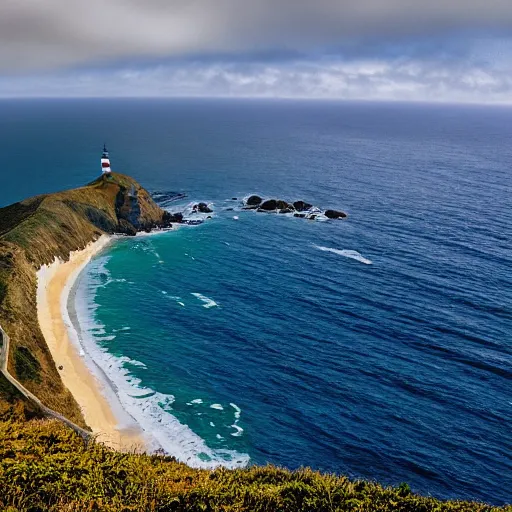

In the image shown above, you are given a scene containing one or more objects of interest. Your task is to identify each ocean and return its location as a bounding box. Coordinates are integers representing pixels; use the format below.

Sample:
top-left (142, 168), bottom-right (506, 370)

top-left (1, 99), bottom-right (511, 504)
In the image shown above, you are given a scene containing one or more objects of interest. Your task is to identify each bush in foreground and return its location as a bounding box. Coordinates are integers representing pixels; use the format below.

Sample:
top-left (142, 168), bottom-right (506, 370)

top-left (0, 418), bottom-right (509, 512)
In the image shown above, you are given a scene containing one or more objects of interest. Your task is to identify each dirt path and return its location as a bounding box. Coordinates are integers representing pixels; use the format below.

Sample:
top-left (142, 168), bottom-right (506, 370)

top-left (0, 323), bottom-right (91, 440)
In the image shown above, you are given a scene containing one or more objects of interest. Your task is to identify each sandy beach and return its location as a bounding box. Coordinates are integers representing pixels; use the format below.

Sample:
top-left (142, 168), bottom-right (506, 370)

top-left (37, 235), bottom-right (148, 452)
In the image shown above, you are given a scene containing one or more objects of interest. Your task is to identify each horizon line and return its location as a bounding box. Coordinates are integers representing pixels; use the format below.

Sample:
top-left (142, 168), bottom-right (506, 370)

top-left (0, 95), bottom-right (511, 108)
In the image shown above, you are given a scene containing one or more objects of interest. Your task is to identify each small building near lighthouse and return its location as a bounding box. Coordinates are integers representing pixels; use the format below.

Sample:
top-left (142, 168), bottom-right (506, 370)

top-left (101, 144), bottom-right (112, 174)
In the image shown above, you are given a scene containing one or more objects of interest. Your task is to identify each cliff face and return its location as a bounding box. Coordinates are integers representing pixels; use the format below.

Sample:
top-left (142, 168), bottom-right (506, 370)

top-left (0, 173), bottom-right (169, 422)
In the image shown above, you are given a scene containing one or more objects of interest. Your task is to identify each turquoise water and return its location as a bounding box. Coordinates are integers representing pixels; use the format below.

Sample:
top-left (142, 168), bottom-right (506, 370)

top-left (1, 99), bottom-right (511, 503)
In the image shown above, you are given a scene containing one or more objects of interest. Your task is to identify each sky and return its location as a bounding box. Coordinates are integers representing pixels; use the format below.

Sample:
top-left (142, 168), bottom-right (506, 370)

top-left (1, 0), bottom-right (512, 103)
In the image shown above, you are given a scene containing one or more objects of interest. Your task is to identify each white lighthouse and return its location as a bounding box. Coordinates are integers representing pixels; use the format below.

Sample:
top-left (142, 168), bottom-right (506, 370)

top-left (101, 144), bottom-right (112, 174)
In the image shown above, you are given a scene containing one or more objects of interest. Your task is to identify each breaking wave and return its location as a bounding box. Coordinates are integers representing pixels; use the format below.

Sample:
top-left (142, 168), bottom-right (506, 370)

top-left (191, 293), bottom-right (219, 308)
top-left (314, 245), bottom-right (373, 265)
top-left (72, 256), bottom-right (249, 469)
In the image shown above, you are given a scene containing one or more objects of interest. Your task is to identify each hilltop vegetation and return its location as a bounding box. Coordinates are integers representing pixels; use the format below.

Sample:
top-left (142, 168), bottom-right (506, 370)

top-left (1, 416), bottom-right (507, 512)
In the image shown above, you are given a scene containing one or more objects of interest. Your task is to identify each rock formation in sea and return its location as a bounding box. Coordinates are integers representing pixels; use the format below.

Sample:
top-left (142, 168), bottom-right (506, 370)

top-left (324, 209), bottom-right (348, 219)
top-left (192, 202), bottom-right (213, 214)
top-left (245, 195), bottom-right (263, 207)
top-left (242, 196), bottom-right (347, 220)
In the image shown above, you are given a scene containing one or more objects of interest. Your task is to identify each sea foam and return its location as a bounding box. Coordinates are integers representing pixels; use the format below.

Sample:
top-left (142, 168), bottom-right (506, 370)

top-left (314, 245), bottom-right (373, 265)
top-left (191, 293), bottom-right (218, 308)
top-left (73, 255), bottom-right (249, 469)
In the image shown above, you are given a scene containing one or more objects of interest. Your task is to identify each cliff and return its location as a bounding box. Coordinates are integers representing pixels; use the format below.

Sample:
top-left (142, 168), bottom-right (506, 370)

top-left (0, 173), bottom-right (170, 424)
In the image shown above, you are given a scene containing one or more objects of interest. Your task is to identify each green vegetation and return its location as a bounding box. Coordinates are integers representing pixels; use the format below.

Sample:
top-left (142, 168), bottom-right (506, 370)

top-left (0, 375), bottom-right (43, 422)
top-left (14, 346), bottom-right (42, 383)
top-left (0, 279), bottom-right (7, 307)
top-left (0, 196), bottom-right (45, 238)
top-left (0, 418), bottom-right (507, 512)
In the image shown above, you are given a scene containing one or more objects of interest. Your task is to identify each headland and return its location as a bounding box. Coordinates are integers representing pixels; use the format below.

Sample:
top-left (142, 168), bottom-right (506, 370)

top-left (0, 173), bottom-right (175, 437)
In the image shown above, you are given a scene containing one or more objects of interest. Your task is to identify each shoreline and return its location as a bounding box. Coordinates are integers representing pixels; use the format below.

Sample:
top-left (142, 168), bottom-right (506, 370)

top-left (36, 235), bottom-right (149, 452)
top-left (36, 227), bottom-right (250, 469)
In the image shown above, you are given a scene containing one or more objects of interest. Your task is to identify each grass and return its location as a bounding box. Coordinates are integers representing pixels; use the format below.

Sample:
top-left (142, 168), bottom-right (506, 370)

top-left (0, 418), bottom-right (509, 512)
top-left (14, 346), bottom-right (42, 384)
top-left (0, 196), bottom-right (45, 238)
top-left (0, 279), bottom-right (7, 308)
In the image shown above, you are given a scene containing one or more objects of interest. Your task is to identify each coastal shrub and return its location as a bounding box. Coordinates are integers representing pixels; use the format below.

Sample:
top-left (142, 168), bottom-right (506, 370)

top-left (14, 346), bottom-right (42, 383)
top-left (0, 280), bottom-right (7, 306)
top-left (0, 418), bottom-right (510, 512)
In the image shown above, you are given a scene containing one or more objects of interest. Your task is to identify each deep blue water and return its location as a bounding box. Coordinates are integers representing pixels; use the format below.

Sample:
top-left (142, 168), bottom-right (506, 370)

top-left (1, 99), bottom-right (511, 504)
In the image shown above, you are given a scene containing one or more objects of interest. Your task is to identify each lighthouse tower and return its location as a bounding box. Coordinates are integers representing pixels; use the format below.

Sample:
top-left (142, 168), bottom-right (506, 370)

top-left (101, 144), bottom-right (112, 174)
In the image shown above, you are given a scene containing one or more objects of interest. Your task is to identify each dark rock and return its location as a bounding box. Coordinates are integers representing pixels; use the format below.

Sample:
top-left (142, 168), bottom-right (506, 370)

top-left (226, 208), bottom-right (234, 211)
top-left (260, 199), bottom-right (292, 211)
top-left (293, 201), bottom-right (313, 212)
top-left (207, 216), bottom-right (212, 219)
top-left (231, 197), bottom-right (238, 201)
top-left (308, 215), bottom-right (317, 220)
top-left (162, 211), bottom-right (184, 225)
top-left (193, 202), bottom-right (213, 214)
top-left (294, 213), bottom-right (306, 218)
top-left (324, 209), bottom-right (348, 219)
top-left (276, 200), bottom-right (292, 210)
top-left (117, 219), bottom-right (137, 236)
top-left (279, 208), bottom-right (294, 214)
top-left (259, 199), bottom-right (278, 211)
top-left (58, 365), bottom-right (63, 370)
top-left (246, 195), bottom-right (263, 206)
top-left (115, 185), bottom-right (142, 229)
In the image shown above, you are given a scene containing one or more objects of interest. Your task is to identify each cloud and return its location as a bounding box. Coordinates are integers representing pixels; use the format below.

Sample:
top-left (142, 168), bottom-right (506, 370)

top-left (2, 0), bottom-right (512, 71)
top-left (1, 56), bottom-right (511, 104)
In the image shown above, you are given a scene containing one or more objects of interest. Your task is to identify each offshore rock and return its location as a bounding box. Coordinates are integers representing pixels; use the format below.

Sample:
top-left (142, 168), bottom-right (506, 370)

top-left (293, 201), bottom-right (313, 212)
top-left (276, 200), bottom-right (293, 210)
top-left (193, 202), bottom-right (213, 214)
top-left (151, 191), bottom-right (187, 207)
top-left (259, 199), bottom-right (293, 211)
top-left (324, 209), bottom-right (348, 219)
top-left (259, 199), bottom-right (278, 211)
top-left (246, 195), bottom-right (263, 207)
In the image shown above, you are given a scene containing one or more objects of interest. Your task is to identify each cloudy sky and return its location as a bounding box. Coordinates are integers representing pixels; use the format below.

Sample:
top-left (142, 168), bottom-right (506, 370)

top-left (1, 0), bottom-right (512, 102)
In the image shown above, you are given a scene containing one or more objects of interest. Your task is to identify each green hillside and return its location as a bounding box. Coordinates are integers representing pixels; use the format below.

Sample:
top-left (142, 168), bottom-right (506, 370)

top-left (1, 416), bottom-right (507, 512)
